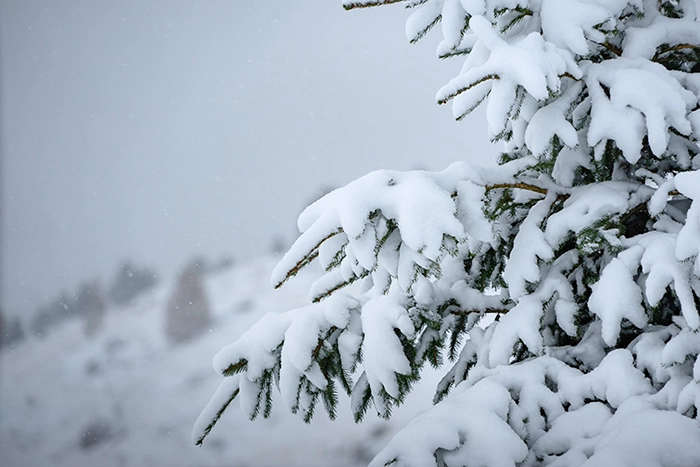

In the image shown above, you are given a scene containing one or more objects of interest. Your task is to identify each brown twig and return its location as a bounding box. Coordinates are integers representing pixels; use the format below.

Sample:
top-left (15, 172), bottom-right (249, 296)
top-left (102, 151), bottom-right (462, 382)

top-left (601, 41), bottom-right (623, 56)
top-left (312, 327), bottom-right (339, 360)
top-left (486, 182), bottom-right (549, 195)
top-left (654, 43), bottom-right (700, 61)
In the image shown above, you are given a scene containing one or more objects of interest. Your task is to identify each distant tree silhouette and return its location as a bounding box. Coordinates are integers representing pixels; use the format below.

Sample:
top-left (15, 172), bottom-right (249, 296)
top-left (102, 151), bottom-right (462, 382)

top-left (30, 291), bottom-right (76, 337)
top-left (74, 279), bottom-right (106, 338)
top-left (108, 260), bottom-right (158, 307)
top-left (164, 260), bottom-right (211, 344)
top-left (0, 308), bottom-right (24, 348)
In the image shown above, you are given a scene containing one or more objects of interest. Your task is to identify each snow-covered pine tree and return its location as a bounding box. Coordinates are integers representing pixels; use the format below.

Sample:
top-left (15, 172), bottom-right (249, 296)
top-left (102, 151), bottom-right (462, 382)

top-left (195, 1), bottom-right (700, 465)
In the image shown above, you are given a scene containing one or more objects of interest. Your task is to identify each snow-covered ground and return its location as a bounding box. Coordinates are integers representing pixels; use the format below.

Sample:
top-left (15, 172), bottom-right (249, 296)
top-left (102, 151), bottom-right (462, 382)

top-left (1, 256), bottom-right (439, 467)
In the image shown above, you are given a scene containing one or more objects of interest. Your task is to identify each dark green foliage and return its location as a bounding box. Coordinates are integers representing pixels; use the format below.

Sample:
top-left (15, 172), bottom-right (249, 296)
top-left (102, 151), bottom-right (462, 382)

top-left (658, 0), bottom-right (684, 19)
top-left (576, 216), bottom-right (624, 256)
top-left (496, 6), bottom-right (533, 33)
top-left (222, 359), bottom-right (248, 377)
top-left (250, 369), bottom-right (275, 420)
top-left (655, 43), bottom-right (700, 73)
top-left (194, 385), bottom-right (240, 446)
top-left (511, 339), bottom-right (537, 364)
top-left (352, 373), bottom-right (374, 423)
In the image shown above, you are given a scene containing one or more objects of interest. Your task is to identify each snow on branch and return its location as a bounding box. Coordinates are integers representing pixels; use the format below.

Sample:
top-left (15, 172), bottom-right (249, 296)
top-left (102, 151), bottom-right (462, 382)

top-left (342, 0), bottom-right (406, 10)
top-left (197, 1), bottom-right (700, 464)
top-left (585, 57), bottom-right (695, 162)
top-left (370, 351), bottom-right (690, 467)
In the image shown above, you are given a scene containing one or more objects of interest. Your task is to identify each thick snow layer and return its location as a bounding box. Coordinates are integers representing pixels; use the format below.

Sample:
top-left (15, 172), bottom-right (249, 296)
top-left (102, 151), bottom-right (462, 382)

top-left (675, 170), bottom-right (700, 275)
top-left (532, 402), bottom-right (612, 465)
top-left (586, 58), bottom-right (695, 162)
top-left (623, 14), bottom-right (700, 60)
top-left (489, 295), bottom-right (545, 365)
top-left (405, 0), bottom-right (443, 43)
top-left (436, 15), bottom-right (581, 106)
top-left (272, 166), bottom-right (472, 290)
top-left (580, 406), bottom-right (700, 467)
top-left (638, 233), bottom-right (700, 330)
top-left (362, 293), bottom-right (415, 401)
top-left (524, 81), bottom-right (581, 157)
top-left (369, 379), bottom-right (528, 467)
top-left (544, 181), bottom-right (652, 247)
top-left (589, 247), bottom-right (646, 346)
top-left (374, 351), bottom-right (662, 467)
top-left (540, 0), bottom-right (609, 55)
top-left (504, 192), bottom-right (555, 300)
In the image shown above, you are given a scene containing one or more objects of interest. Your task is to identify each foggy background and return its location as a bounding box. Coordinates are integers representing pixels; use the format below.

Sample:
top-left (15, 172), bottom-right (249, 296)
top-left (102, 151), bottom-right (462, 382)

top-left (0, 0), bottom-right (494, 319)
top-left (0, 2), bottom-right (499, 465)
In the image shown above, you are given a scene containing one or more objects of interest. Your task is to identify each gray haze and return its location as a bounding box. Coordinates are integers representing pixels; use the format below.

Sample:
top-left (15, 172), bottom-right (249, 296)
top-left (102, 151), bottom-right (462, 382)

top-left (0, 1), bottom-right (494, 317)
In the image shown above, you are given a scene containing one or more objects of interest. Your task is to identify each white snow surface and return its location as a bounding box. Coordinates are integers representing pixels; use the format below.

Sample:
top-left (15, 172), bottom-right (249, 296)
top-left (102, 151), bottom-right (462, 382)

top-left (0, 257), bottom-right (440, 467)
top-left (585, 57), bottom-right (695, 161)
top-left (372, 350), bottom-right (690, 467)
top-left (362, 293), bottom-right (415, 401)
top-left (589, 247), bottom-right (647, 346)
top-left (540, 0), bottom-right (609, 56)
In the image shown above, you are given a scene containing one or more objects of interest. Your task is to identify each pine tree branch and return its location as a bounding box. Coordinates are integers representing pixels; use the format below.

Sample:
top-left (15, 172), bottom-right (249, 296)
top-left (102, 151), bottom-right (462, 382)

top-left (486, 182), bottom-right (684, 203)
top-left (311, 270), bottom-right (370, 303)
top-left (410, 14), bottom-right (442, 44)
top-left (653, 43), bottom-right (700, 61)
top-left (438, 74), bottom-right (499, 105)
top-left (274, 229), bottom-right (343, 289)
top-left (485, 182), bottom-right (550, 196)
top-left (589, 40), bottom-right (622, 56)
top-left (450, 307), bottom-right (508, 315)
top-left (343, 0), bottom-right (406, 10)
top-left (195, 386), bottom-right (240, 446)
top-left (276, 183), bottom-right (682, 294)
top-left (561, 72), bottom-right (581, 81)
top-left (222, 359), bottom-right (248, 377)
top-left (602, 41), bottom-right (623, 56)
top-left (278, 184), bottom-right (549, 293)
top-left (312, 327), bottom-right (339, 360)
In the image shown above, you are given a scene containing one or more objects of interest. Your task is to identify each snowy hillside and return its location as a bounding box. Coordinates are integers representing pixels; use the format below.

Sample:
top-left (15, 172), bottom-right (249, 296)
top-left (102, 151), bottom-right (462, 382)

top-left (1, 256), bottom-right (438, 467)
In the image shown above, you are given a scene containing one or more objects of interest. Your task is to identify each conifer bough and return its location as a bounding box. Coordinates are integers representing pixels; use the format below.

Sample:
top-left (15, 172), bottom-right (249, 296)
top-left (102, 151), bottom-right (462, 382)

top-left (195, 1), bottom-right (700, 465)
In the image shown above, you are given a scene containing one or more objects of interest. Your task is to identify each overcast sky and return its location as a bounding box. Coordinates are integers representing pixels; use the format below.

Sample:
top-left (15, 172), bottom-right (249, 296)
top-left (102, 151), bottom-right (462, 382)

top-left (0, 0), bottom-right (495, 318)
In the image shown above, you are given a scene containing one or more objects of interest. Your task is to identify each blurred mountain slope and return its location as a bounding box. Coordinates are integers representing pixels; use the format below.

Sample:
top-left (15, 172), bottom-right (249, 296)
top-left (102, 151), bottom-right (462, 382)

top-left (0, 255), bottom-right (437, 467)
